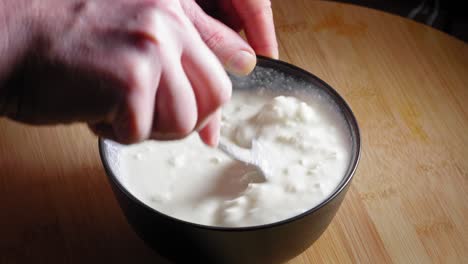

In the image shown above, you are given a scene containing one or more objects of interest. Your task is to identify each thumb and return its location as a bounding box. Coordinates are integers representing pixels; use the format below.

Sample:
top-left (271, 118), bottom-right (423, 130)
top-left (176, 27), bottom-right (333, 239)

top-left (181, 0), bottom-right (256, 76)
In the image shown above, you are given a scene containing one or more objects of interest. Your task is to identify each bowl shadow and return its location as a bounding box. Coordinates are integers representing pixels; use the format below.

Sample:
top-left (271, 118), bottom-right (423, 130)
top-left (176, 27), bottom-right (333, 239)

top-left (0, 152), bottom-right (170, 264)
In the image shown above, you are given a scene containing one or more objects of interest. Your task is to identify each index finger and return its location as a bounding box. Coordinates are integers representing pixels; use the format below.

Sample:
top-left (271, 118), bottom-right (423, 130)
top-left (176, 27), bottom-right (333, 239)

top-left (233, 0), bottom-right (279, 59)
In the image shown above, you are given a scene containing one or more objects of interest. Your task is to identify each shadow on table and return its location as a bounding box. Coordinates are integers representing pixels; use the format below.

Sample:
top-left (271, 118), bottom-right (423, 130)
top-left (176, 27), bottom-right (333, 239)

top-left (0, 159), bottom-right (170, 264)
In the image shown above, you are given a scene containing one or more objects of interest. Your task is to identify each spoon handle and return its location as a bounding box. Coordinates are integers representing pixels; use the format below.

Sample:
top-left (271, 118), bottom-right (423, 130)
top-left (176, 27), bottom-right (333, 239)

top-left (217, 139), bottom-right (252, 164)
top-left (218, 139), bottom-right (270, 180)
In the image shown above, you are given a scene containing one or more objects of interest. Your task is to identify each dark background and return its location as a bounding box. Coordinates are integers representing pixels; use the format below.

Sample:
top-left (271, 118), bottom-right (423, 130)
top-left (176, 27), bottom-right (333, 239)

top-left (329, 0), bottom-right (467, 42)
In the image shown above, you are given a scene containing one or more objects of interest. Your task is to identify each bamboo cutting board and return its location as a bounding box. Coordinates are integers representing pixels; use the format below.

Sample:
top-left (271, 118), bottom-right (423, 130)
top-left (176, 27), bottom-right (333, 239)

top-left (1, 1), bottom-right (467, 263)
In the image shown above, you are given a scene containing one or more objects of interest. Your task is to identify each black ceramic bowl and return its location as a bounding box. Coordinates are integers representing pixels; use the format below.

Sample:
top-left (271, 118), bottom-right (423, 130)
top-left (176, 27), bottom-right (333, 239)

top-left (99, 57), bottom-right (361, 264)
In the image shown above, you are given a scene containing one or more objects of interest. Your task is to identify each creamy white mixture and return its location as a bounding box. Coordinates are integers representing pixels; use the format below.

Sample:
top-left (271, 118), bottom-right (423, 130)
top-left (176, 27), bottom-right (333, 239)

top-left (120, 92), bottom-right (351, 227)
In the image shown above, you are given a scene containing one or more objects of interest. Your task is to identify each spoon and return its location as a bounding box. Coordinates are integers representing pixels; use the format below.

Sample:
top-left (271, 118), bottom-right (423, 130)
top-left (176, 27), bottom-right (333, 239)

top-left (218, 138), bottom-right (271, 180)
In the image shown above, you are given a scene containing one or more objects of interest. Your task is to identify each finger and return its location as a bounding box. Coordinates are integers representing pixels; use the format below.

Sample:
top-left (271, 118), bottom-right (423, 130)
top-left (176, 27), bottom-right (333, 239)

top-left (152, 58), bottom-right (198, 140)
top-left (181, 35), bottom-right (231, 132)
top-left (107, 5), bottom-right (163, 144)
top-left (181, 0), bottom-right (256, 76)
top-left (195, 0), bottom-right (243, 31)
top-left (198, 109), bottom-right (221, 147)
top-left (89, 123), bottom-right (118, 141)
top-left (216, 1), bottom-right (243, 31)
top-left (232, 0), bottom-right (279, 59)
top-left (110, 54), bottom-right (159, 144)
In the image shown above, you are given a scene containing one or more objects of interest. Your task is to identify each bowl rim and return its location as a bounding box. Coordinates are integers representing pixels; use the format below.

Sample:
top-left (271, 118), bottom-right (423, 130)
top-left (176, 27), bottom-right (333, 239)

top-left (98, 55), bottom-right (361, 232)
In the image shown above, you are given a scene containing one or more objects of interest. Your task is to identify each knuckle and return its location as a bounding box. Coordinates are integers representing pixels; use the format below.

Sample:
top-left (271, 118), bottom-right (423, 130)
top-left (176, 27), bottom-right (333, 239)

top-left (174, 114), bottom-right (197, 137)
top-left (139, 0), bottom-right (186, 25)
top-left (212, 78), bottom-right (232, 107)
top-left (202, 30), bottom-right (225, 51)
top-left (126, 0), bottom-right (189, 48)
top-left (179, 0), bottom-right (198, 21)
top-left (126, 8), bottom-right (159, 46)
top-left (198, 82), bottom-right (231, 125)
top-left (255, 4), bottom-right (273, 18)
top-left (111, 60), bottom-right (153, 144)
top-left (129, 123), bottom-right (151, 143)
top-left (117, 56), bottom-right (146, 95)
top-left (114, 107), bottom-right (150, 144)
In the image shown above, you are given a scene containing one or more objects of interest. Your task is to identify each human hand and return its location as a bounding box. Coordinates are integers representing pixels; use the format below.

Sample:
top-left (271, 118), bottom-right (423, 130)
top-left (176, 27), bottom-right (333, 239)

top-left (0, 0), bottom-right (231, 146)
top-left (186, 0), bottom-right (278, 59)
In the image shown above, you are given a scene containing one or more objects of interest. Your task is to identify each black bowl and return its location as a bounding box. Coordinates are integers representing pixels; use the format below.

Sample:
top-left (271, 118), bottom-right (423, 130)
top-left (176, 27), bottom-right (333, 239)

top-left (98, 56), bottom-right (361, 264)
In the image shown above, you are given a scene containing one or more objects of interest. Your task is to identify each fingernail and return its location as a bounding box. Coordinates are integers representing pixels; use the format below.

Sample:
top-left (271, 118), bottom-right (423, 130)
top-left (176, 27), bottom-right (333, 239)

top-left (258, 47), bottom-right (279, 60)
top-left (270, 49), bottom-right (279, 60)
top-left (225, 51), bottom-right (256, 76)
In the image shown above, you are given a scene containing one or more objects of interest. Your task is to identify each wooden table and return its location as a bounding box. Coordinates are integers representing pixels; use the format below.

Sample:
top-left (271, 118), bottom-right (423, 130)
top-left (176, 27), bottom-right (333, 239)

top-left (1, 1), bottom-right (467, 263)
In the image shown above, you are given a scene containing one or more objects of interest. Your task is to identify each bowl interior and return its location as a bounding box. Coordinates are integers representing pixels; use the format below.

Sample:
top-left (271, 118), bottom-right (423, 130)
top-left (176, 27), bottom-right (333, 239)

top-left (99, 56), bottom-right (361, 230)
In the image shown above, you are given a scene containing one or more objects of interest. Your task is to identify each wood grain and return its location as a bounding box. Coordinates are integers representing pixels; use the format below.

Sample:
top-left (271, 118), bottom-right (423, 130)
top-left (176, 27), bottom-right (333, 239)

top-left (1, 1), bottom-right (467, 263)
